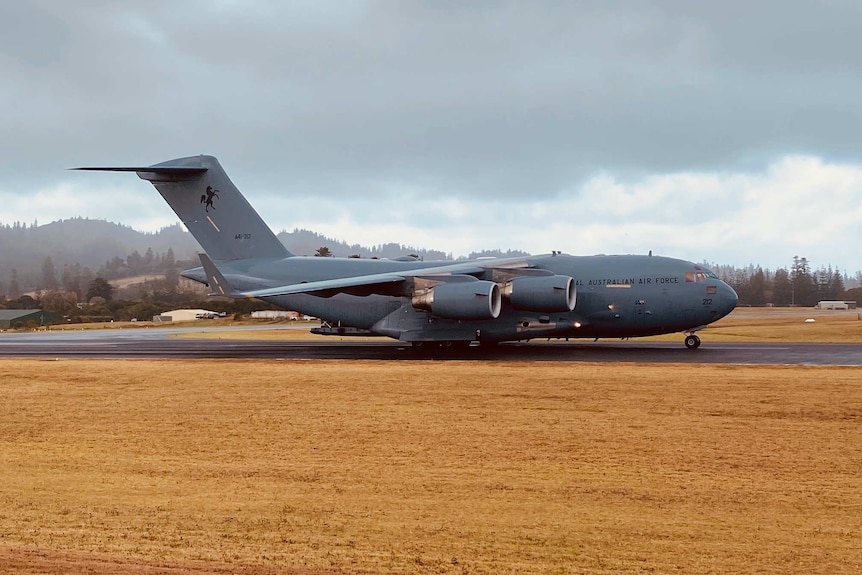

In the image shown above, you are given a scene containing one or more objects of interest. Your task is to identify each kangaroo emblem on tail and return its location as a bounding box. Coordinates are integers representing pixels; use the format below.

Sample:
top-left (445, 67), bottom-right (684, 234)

top-left (200, 185), bottom-right (219, 212)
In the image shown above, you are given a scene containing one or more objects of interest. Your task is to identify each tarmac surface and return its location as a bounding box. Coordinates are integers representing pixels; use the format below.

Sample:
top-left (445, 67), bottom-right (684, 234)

top-left (1, 326), bottom-right (861, 364)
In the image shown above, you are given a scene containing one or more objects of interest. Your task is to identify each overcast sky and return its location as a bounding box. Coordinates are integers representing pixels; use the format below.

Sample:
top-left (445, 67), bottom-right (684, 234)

top-left (2, 1), bottom-right (861, 272)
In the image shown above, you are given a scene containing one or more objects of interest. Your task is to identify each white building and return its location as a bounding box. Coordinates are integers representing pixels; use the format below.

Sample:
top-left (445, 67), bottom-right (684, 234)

top-left (814, 301), bottom-right (849, 310)
top-left (251, 310), bottom-right (300, 320)
top-left (153, 309), bottom-right (222, 322)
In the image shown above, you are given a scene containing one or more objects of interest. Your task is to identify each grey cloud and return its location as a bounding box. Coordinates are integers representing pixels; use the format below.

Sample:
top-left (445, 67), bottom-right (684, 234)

top-left (2, 1), bottom-right (861, 203)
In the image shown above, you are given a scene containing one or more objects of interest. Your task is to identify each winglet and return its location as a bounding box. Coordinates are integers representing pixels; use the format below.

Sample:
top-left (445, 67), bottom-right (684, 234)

top-left (198, 253), bottom-right (241, 297)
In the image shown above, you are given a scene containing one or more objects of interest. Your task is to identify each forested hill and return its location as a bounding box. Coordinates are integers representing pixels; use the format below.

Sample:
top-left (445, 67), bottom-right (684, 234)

top-left (0, 219), bottom-right (530, 292)
top-left (276, 228), bottom-right (529, 261)
top-left (0, 219), bottom-right (200, 287)
top-left (276, 228), bottom-right (454, 260)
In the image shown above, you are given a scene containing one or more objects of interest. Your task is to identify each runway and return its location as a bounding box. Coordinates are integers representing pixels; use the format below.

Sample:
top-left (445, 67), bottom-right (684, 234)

top-left (2, 326), bottom-right (861, 364)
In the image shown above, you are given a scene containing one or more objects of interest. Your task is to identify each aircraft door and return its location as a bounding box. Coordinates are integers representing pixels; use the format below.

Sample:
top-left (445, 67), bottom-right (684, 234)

top-left (636, 287), bottom-right (672, 333)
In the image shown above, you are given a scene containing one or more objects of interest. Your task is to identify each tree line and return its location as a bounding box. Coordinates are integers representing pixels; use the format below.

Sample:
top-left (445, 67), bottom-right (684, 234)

top-left (0, 218), bottom-right (199, 290)
top-left (717, 256), bottom-right (861, 307)
top-left (1, 249), bottom-right (184, 300)
top-left (0, 236), bottom-right (286, 323)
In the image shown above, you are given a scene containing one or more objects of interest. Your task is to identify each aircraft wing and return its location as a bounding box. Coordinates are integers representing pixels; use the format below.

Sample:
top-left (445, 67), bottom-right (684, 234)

top-left (196, 253), bottom-right (408, 298)
top-left (207, 257), bottom-right (509, 299)
top-left (241, 262), bottom-right (493, 298)
top-left (201, 254), bottom-right (549, 300)
top-left (242, 273), bottom-right (411, 298)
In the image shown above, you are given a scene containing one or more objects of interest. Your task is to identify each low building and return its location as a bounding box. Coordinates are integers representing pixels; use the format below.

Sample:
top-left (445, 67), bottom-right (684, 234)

top-left (0, 309), bottom-right (63, 329)
top-left (251, 310), bottom-right (300, 320)
top-left (815, 301), bottom-right (849, 310)
top-left (153, 309), bottom-right (222, 322)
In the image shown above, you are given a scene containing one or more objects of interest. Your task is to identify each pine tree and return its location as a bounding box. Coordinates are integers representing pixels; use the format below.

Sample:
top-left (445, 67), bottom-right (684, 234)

top-left (791, 256), bottom-right (816, 306)
top-left (831, 269), bottom-right (846, 300)
top-left (772, 268), bottom-right (791, 306)
top-left (41, 256), bottom-right (58, 291)
top-left (8, 269), bottom-right (20, 299)
top-left (748, 268), bottom-right (767, 306)
top-left (86, 277), bottom-right (114, 302)
top-left (162, 247), bottom-right (178, 289)
top-left (144, 248), bottom-right (155, 271)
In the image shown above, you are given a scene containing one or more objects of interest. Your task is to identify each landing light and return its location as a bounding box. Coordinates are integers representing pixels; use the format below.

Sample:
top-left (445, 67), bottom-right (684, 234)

top-left (574, 321), bottom-right (582, 328)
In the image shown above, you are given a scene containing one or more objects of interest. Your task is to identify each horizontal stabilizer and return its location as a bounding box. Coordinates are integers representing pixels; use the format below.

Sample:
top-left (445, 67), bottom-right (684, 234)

top-left (73, 166), bottom-right (208, 175)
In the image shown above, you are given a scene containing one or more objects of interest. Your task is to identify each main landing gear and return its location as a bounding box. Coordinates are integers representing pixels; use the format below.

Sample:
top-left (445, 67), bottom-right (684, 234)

top-left (684, 334), bottom-right (702, 349)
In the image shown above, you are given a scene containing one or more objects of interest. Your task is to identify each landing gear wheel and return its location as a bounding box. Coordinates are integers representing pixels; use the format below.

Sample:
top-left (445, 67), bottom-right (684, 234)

top-left (684, 335), bottom-right (701, 349)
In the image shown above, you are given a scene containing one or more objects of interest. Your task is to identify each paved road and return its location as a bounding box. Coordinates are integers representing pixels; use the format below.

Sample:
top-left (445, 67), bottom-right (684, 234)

top-left (1, 328), bottom-right (861, 364)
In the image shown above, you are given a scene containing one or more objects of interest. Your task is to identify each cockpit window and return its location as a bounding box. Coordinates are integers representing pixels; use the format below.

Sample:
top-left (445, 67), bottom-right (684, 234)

top-left (685, 271), bottom-right (714, 283)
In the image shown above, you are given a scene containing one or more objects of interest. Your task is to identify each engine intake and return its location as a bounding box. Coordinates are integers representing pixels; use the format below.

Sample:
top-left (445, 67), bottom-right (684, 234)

top-left (412, 280), bottom-right (502, 320)
top-left (502, 275), bottom-right (576, 312)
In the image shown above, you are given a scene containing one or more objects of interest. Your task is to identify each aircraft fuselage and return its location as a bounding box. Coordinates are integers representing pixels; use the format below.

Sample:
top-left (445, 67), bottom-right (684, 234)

top-left (183, 252), bottom-right (737, 344)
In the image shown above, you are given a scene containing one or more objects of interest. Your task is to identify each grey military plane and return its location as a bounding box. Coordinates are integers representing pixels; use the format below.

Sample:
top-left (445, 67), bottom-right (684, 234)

top-left (76, 155), bottom-right (737, 349)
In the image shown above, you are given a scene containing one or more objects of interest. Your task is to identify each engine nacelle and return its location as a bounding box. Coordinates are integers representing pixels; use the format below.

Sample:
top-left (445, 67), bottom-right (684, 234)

top-left (502, 275), bottom-right (576, 312)
top-left (412, 280), bottom-right (502, 320)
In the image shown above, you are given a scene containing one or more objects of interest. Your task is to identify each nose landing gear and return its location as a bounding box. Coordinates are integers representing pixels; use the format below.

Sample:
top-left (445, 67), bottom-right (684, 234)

top-left (684, 334), bottom-right (702, 349)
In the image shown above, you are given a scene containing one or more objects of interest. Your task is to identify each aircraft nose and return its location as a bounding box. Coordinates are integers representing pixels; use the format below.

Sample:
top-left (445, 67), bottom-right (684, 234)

top-left (718, 281), bottom-right (738, 317)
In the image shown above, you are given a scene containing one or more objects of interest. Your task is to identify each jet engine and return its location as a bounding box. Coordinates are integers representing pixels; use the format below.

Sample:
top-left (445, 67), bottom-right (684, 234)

top-left (501, 275), bottom-right (576, 312)
top-left (412, 280), bottom-right (502, 320)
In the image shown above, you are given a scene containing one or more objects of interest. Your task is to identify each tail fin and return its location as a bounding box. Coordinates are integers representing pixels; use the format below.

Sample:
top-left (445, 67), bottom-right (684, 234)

top-left (75, 155), bottom-right (290, 261)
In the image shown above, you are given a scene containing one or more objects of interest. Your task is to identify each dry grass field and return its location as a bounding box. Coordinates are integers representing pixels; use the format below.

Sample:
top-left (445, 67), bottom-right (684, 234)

top-left (1, 358), bottom-right (860, 574)
top-left (694, 308), bottom-right (862, 343)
